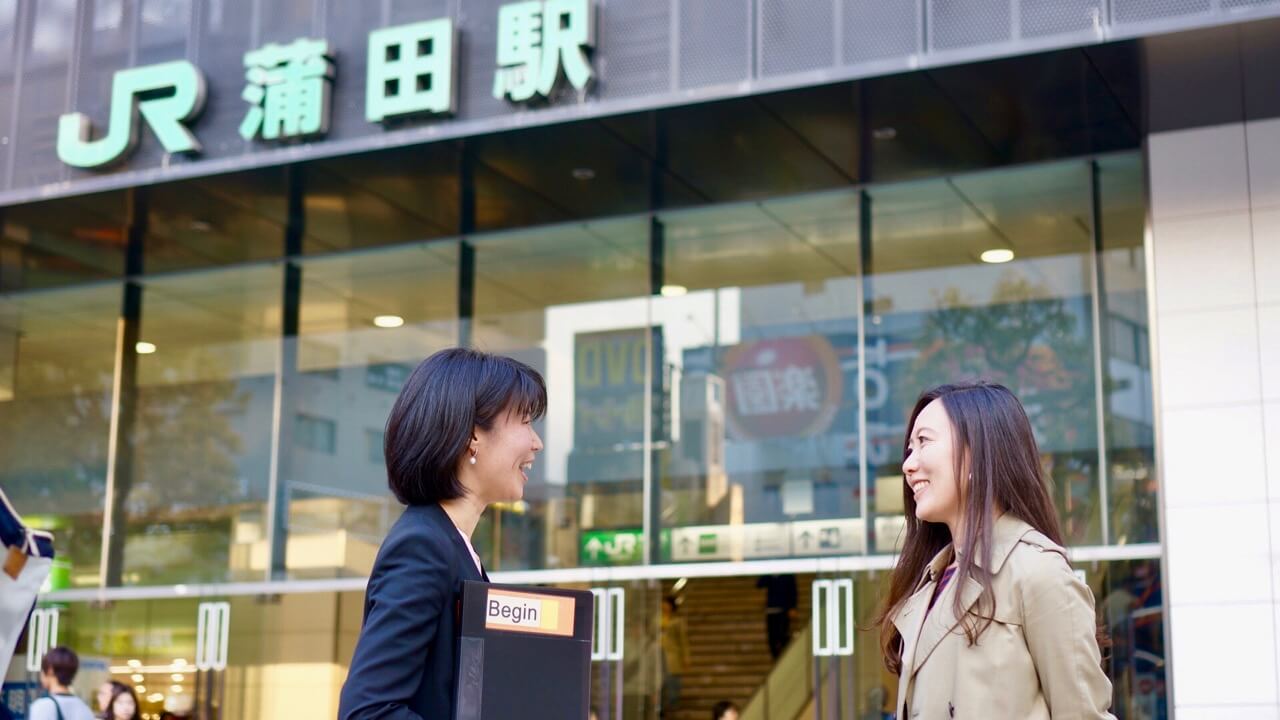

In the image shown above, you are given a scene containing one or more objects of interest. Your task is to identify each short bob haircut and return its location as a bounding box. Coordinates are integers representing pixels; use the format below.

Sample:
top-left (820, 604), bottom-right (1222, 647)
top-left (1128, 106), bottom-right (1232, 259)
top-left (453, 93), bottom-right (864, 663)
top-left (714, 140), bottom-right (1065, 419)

top-left (41, 646), bottom-right (79, 686)
top-left (384, 348), bottom-right (547, 506)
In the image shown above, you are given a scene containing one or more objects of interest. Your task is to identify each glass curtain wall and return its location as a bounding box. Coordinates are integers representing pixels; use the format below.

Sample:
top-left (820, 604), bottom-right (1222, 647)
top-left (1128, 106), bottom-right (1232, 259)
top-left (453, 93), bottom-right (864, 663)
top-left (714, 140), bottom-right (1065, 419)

top-left (0, 151), bottom-right (1163, 720)
top-left (0, 153), bottom-right (1157, 578)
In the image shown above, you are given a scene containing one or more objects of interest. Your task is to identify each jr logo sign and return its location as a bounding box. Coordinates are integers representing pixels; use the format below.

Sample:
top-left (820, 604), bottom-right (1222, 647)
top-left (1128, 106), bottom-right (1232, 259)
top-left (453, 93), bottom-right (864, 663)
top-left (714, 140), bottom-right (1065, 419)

top-left (57, 61), bottom-right (207, 169)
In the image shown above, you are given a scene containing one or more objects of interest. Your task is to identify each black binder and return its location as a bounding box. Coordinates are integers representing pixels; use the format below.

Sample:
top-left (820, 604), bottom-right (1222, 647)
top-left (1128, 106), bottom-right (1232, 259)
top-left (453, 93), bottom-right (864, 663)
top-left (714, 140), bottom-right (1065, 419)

top-left (454, 581), bottom-right (594, 720)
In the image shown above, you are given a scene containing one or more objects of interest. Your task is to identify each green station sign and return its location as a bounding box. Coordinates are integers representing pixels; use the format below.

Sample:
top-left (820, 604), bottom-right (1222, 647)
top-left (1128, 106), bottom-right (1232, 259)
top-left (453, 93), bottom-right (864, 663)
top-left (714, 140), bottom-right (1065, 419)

top-left (57, 0), bottom-right (596, 169)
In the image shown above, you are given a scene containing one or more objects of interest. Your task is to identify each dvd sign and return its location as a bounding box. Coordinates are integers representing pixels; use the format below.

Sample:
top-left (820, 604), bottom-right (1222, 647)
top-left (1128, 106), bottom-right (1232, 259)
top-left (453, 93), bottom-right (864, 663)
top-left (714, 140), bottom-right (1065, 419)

top-left (722, 336), bottom-right (843, 440)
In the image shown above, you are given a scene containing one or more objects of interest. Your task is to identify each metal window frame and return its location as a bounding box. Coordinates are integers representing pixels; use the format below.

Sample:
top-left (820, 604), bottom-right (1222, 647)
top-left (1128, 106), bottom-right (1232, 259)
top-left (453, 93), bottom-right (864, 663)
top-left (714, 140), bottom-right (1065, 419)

top-left (41, 542), bottom-right (1161, 603)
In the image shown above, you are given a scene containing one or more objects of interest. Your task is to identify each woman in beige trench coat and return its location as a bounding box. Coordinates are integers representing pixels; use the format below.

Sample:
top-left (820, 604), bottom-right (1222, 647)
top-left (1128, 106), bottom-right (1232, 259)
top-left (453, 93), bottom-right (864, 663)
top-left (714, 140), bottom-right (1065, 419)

top-left (875, 382), bottom-right (1116, 719)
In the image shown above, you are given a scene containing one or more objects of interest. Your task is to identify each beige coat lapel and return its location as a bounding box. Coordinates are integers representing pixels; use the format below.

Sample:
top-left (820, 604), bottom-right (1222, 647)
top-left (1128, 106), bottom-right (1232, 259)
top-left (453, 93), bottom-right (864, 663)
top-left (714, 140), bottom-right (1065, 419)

top-left (903, 515), bottom-right (1037, 677)
top-left (910, 573), bottom-right (983, 674)
top-left (892, 545), bottom-right (952, 718)
top-left (892, 584), bottom-right (931, 720)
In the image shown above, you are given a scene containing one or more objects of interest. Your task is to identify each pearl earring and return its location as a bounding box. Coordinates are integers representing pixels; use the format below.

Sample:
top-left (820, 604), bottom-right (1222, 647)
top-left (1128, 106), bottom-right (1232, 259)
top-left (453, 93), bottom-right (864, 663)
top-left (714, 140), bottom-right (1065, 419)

top-left (469, 454), bottom-right (477, 465)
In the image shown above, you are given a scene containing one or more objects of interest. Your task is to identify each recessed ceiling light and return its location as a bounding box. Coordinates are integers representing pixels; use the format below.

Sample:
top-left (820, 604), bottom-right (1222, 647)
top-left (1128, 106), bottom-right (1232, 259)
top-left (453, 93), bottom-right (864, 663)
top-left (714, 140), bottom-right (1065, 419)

top-left (135, 342), bottom-right (157, 354)
top-left (659, 284), bottom-right (688, 297)
top-left (373, 315), bottom-right (405, 328)
top-left (980, 248), bottom-right (1015, 264)
top-left (571, 167), bottom-right (595, 181)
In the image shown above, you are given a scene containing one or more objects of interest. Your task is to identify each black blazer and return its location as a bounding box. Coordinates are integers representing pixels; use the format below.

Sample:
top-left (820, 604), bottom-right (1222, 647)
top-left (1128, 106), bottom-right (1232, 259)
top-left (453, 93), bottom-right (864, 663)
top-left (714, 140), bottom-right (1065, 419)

top-left (339, 503), bottom-right (488, 719)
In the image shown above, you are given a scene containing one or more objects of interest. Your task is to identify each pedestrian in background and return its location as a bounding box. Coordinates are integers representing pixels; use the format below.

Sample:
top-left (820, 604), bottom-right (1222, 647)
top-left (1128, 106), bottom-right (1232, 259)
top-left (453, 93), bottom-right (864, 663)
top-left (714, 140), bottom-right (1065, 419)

top-left (29, 647), bottom-right (95, 720)
top-left (755, 574), bottom-right (797, 659)
top-left (711, 700), bottom-right (740, 720)
top-left (95, 680), bottom-right (139, 720)
top-left (659, 595), bottom-right (691, 718)
top-left (876, 382), bottom-right (1114, 719)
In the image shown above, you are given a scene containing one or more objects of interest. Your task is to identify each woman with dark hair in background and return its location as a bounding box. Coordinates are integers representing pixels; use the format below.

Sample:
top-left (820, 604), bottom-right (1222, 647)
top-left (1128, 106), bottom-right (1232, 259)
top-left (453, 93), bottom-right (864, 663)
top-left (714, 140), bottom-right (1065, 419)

top-left (875, 382), bottom-right (1114, 719)
top-left (95, 681), bottom-right (140, 720)
top-left (339, 348), bottom-right (546, 720)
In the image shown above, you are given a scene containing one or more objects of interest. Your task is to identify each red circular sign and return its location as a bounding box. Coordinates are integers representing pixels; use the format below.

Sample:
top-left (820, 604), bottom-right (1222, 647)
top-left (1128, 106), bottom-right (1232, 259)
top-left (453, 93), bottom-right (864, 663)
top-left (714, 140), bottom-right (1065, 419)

top-left (722, 336), bottom-right (843, 440)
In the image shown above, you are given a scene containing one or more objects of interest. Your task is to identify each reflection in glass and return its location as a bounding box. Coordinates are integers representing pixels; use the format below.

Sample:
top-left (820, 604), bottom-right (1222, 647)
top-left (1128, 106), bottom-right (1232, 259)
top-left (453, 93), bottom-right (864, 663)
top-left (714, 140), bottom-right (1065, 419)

top-left (471, 217), bottom-right (650, 570)
top-left (1097, 155), bottom-right (1158, 545)
top-left (286, 242), bottom-right (459, 578)
top-left (0, 284), bottom-right (119, 587)
top-left (1094, 559), bottom-right (1167, 719)
top-left (304, 149), bottom-right (459, 255)
top-left (656, 192), bottom-right (863, 562)
top-left (1, 192), bottom-right (128, 291)
top-left (145, 171), bottom-right (289, 273)
top-left (124, 266), bottom-right (282, 585)
top-left (865, 160), bottom-right (1106, 550)
top-left (16, 592), bottom-right (370, 720)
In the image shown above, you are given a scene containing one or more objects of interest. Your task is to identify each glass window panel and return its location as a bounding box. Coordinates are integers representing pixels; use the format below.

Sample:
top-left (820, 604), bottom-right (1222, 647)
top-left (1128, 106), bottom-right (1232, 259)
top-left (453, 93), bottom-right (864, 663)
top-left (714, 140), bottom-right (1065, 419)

top-left (865, 159), bottom-right (1105, 549)
top-left (471, 216), bottom-right (651, 571)
top-left (0, 283), bottom-right (120, 588)
top-left (23, 591), bottom-right (369, 719)
top-left (123, 265), bottom-right (282, 585)
top-left (1, 191), bottom-right (128, 291)
top-left (1097, 154), bottom-right (1158, 545)
top-left (304, 148), bottom-right (460, 255)
top-left (655, 190), bottom-right (862, 562)
top-left (286, 241), bottom-right (459, 578)
top-left (145, 169), bottom-right (289, 273)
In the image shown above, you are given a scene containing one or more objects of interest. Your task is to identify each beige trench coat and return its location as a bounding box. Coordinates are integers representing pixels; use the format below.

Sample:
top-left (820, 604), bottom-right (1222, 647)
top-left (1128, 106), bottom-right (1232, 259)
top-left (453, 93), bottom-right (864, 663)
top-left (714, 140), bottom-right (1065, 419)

top-left (891, 514), bottom-right (1116, 719)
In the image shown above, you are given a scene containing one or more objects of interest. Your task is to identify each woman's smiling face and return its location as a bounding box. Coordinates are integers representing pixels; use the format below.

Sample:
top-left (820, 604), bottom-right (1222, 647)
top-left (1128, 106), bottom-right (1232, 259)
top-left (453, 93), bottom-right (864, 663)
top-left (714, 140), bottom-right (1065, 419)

top-left (470, 407), bottom-right (543, 504)
top-left (903, 399), bottom-right (963, 531)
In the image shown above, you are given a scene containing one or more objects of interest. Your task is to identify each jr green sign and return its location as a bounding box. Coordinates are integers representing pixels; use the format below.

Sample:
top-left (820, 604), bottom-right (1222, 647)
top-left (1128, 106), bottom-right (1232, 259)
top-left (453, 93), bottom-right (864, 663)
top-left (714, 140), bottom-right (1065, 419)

top-left (56, 2), bottom-right (597, 169)
top-left (580, 529), bottom-right (643, 566)
top-left (57, 60), bottom-right (206, 168)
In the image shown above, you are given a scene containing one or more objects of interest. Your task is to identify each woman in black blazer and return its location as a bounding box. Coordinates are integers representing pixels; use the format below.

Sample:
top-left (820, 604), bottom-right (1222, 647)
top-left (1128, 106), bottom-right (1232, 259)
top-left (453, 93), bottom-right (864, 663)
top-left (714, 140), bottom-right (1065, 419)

top-left (339, 348), bottom-right (546, 719)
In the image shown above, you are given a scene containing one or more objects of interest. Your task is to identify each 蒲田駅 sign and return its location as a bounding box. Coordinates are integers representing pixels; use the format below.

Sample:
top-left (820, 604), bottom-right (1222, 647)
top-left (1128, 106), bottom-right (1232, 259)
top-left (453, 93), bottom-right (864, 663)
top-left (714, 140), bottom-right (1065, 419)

top-left (56, 1), bottom-right (596, 169)
top-left (493, 0), bottom-right (595, 102)
top-left (57, 61), bottom-right (206, 169)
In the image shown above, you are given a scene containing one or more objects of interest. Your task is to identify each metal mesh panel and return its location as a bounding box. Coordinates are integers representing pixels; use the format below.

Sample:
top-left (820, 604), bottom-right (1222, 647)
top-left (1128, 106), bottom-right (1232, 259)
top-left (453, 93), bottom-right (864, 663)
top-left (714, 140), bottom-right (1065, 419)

top-left (929, 0), bottom-right (1010, 51)
top-left (1112, 0), bottom-right (1210, 23)
top-left (192, 0), bottom-right (256, 159)
top-left (389, 0), bottom-right (451, 24)
top-left (760, 0), bottom-right (833, 77)
top-left (9, 0), bottom-right (75, 189)
top-left (679, 0), bottom-right (750, 89)
top-left (1222, 0), bottom-right (1280, 8)
top-left (323, 2), bottom-right (383, 142)
top-left (843, 0), bottom-right (920, 65)
top-left (456, 0), bottom-right (508, 121)
top-left (1021, 0), bottom-right (1104, 38)
top-left (597, 0), bottom-right (671, 97)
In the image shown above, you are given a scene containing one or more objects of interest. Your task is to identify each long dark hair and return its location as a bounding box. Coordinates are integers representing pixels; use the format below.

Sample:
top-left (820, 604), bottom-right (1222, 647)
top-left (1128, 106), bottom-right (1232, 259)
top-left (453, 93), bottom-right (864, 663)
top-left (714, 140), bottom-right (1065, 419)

top-left (875, 382), bottom-right (1063, 675)
top-left (103, 680), bottom-right (141, 720)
